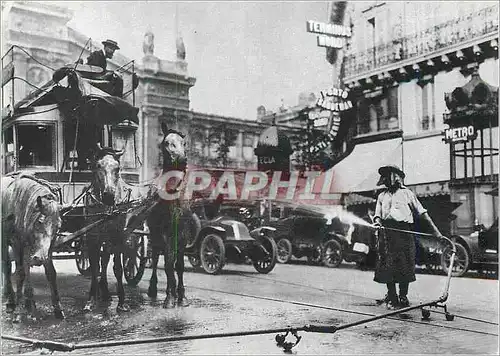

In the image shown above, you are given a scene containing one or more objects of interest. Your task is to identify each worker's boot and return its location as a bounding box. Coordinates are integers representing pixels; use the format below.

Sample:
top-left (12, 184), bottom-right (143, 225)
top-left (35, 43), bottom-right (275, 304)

top-left (399, 282), bottom-right (410, 307)
top-left (386, 283), bottom-right (399, 310)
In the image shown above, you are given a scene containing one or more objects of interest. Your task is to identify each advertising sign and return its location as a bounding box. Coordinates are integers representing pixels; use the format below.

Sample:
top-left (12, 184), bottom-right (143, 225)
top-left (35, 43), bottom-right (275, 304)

top-left (306, 20), bottom-right (351, 49)
top-left (304, 87), bottom-right (353, 154)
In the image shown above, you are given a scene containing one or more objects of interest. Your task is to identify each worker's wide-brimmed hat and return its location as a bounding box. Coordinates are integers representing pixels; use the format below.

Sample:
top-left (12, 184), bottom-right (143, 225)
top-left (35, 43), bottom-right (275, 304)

top-left (102, 39), bottom-right (120, 50)
top-left (378, 164), bottom-right (405, 178)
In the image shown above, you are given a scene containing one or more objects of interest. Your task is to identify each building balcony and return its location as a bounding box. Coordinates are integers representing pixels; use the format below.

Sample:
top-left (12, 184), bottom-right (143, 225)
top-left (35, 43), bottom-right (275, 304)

top-left (345, 4), bottom-right (498, 80)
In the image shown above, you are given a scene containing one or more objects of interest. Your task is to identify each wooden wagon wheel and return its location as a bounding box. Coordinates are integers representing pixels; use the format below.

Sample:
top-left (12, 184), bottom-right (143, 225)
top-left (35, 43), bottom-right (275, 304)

top-left (123, 232), bottom-right (148, 286)
top-left (74, 238), bottom-right (92, 276)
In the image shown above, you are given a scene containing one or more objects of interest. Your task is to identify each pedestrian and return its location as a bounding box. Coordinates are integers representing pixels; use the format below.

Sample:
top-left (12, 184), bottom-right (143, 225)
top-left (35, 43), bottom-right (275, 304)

top-left (373, 164), bottom-right (444, 309)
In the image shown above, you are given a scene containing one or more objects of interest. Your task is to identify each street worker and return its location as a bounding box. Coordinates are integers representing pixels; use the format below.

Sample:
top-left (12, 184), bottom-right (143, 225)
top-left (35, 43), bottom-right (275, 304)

top-left (373, 164), bottom-right (444, 309)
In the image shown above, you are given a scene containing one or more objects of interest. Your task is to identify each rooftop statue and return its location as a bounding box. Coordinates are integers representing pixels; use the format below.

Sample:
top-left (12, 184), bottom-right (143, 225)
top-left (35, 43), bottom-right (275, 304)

top-left (176, 36), bottom-right (186, 60)
top-left (143, 30), bottom-right (154, 56)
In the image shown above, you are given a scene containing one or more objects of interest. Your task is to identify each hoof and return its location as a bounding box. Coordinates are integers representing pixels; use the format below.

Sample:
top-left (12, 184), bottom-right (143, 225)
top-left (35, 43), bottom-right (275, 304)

top-left (83, 302), bottom-right (94, 313)
top-left (116, 303), bottom-right (130, 313)
top-left (177, 297), bottom-right (190, 307)
top-left (162, 298), bottom-right (175, 309)
top-left (54, 309), bottom-right (65, 320)
top-left (147, 287), bottom-right (157, 299)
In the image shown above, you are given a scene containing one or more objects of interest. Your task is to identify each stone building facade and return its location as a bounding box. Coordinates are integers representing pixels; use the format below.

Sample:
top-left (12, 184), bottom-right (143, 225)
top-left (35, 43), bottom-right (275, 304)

top-left (331, 1), bottom-right (499, 236)
top-left (1, 1), bottom-right (302, 187)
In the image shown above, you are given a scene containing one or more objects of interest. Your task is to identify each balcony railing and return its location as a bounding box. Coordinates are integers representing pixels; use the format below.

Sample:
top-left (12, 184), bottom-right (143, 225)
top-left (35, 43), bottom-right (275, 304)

top-left (345, 5), bottom-right (498, 78)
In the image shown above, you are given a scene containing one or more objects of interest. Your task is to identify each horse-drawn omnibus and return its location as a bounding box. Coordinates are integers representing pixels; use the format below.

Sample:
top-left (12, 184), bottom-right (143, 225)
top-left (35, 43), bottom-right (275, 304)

top-left (1, 44), bottom-right (145, 279)
top-left (1, 45), bottom-right (278, 316)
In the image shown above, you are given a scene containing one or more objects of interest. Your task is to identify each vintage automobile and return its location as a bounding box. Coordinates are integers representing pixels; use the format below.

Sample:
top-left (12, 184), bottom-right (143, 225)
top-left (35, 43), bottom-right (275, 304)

top-left (266, 202), bottom-right (375, 268)
top-left (440, 188), bottom-right (498, 277)
top-left (184, 200), bottom-right (278, 275)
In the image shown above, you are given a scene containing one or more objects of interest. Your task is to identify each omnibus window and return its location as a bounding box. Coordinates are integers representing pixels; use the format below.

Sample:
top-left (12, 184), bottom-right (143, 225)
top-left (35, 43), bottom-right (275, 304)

top-left (18, 124), bottom-right (54, 167)
top-left (4, 126), bottom-right (14, 153)
top-left (3, 126), bottom-right (15, 173)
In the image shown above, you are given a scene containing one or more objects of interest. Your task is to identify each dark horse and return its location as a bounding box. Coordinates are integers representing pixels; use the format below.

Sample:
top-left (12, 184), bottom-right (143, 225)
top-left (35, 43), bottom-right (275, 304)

top-left (2, 173), bottom-right (66, 320)
top-left (83, 143), bottom-right (131, 313)
top-left (146, 122), bottom-right (195, 308)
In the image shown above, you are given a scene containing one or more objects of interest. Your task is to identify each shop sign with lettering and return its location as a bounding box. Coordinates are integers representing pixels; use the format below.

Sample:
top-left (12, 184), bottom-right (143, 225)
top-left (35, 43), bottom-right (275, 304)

top-left (306, 20), bottom-right (352, 49)
top-left (442, 125), bottom-right (477, 143)
top-left (316, 87), bottom-right (353, 113)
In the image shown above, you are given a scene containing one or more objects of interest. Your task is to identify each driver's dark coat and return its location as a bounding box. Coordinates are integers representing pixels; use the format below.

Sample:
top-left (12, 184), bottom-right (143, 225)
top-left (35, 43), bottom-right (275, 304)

top-left (87, 49), bottom-right (107, 71)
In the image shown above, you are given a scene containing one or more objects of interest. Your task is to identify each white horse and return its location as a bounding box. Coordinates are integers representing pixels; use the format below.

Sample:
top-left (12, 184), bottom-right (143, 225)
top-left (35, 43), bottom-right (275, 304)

top-left (2, 174), bottom-right (65, 320)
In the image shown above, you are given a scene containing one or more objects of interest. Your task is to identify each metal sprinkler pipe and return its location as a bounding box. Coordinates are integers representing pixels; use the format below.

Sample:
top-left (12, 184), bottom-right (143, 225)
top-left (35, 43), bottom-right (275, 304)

top-left (368, 225), bottom-right (457, 302)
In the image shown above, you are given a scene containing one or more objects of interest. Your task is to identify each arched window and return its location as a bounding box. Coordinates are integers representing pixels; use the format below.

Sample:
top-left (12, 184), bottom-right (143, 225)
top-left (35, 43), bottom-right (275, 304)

top-left (242, 134), bottom-right (255, 161)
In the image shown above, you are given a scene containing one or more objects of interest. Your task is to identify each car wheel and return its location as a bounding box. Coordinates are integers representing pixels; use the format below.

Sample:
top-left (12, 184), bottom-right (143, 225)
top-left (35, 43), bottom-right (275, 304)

top-left (441, 241), bottom-right (469, 277)
top-left (253, 236), bottom-right (278, 274)
top-left (322, 239), bottom-right (343, 268)
top-left (276, 238), bottom-right (293, 264)
top-left (200, 234), bottom-right (225, 275)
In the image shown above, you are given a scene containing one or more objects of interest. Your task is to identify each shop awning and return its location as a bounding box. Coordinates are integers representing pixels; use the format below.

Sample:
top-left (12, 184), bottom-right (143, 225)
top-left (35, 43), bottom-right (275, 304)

top-left (406, 181), bottom-right (450, 198)
top-left (344, 193), bottom-right (376, 207)
top-left (314, 138), bottom-right (403, 194)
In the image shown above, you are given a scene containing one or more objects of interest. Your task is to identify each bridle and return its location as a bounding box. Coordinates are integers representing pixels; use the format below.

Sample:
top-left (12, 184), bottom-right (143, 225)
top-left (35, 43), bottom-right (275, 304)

top-left (87, 152), bottom-right (129, 208)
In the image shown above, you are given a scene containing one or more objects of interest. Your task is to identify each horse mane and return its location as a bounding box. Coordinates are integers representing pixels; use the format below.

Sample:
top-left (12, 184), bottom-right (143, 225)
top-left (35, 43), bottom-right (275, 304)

top-left (2, 174), bottom-right (60, 238)
top-left (6, 172), bottom-right (61, 198)
top-left (93, 146), bottom-right (121, 161)
top-left (163, 129), bottom-right (185, 139)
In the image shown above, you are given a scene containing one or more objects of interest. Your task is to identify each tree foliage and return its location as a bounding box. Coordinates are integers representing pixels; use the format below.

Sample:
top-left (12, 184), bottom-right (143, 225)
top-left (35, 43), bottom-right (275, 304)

top-left (208, 124), bottom-right (238, 167)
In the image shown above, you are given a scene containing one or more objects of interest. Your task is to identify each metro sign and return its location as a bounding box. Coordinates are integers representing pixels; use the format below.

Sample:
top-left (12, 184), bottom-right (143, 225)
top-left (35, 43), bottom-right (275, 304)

top-left (442, 125), bottom-right (477, 144)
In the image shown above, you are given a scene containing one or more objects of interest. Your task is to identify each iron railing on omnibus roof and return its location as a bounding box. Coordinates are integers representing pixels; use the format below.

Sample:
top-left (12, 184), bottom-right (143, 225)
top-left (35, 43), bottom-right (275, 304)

top-left (1, 44), bottom-right (139, 112)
